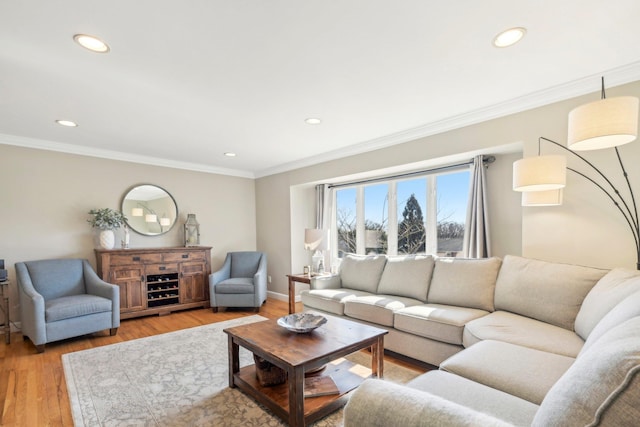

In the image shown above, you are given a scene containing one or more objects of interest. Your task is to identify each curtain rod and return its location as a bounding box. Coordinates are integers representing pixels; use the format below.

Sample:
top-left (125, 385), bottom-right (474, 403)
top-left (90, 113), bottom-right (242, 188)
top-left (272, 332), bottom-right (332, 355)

top-left (328, 155), bottom-right (495, 189)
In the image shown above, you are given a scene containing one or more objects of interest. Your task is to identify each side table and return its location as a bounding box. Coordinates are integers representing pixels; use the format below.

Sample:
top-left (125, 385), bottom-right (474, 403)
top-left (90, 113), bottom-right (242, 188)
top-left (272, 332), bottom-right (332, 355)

top-left (286, 274), bottom-right (311, 314)
top-left (0, 280), bottom-right (10, 344)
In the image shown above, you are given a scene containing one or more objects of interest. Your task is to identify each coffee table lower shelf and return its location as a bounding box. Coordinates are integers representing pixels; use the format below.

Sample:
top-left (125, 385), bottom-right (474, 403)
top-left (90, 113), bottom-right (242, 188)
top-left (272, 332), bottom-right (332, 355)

top-left (234, 358), bottom-right (372, 425)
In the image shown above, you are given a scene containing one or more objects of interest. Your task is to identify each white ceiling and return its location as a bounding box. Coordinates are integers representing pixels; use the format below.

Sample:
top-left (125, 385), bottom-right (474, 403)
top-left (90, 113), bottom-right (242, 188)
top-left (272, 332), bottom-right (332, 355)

top-left (2, 1), bottom-right (640, 178)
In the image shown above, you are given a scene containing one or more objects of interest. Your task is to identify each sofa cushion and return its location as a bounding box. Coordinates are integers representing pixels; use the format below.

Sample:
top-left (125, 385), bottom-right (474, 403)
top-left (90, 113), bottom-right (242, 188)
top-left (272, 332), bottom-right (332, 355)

top-left (45, 294), bottom-right (112, 322)
top-left (440, 340), bottom-right (575, 405)
top-left (408, 371), bottom-right (539, 426)
top-left (494, 255), bottom-right (606, 330)
top-left (427, 257), bottom-right (502, 311)
top-left (339, 254), bottom-right (387, 293)
top-left (344, 294), bottom-right (422, 327)
top-left (376, 255), bottom-right (434, 302)
top-left (300, 288), bottom-right (372, 315)
top-left (575, 268), bottom-right (640, 340)
top-left (463, 311), bottom-right (584, 357)
top-left (580, 289), bottom-right (640, 355)
top-left (394, 304), bottom-right (489, 346)
top-left (532, 316), bottom-right (640, 427)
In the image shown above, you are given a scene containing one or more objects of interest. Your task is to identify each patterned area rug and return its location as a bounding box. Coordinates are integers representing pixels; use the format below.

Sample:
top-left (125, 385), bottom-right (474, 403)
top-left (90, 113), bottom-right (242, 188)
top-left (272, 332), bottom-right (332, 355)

top-left (63, 315), bottom-right (421, 426)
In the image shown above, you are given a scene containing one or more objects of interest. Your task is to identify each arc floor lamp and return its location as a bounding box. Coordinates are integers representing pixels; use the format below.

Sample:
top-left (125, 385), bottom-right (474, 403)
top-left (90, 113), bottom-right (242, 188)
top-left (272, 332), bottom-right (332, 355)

top-left (513, 78), bottom-right (640, 269)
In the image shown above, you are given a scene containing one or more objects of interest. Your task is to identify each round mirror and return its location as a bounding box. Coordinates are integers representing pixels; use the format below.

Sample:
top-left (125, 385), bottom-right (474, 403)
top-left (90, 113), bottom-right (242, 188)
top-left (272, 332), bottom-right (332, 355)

top-left (121, 184), bottom-right (178, 236)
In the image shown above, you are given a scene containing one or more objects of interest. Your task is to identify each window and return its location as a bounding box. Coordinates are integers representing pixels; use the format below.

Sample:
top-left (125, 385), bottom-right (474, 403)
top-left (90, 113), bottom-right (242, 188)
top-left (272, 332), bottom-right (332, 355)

top-left (334, 168), bottom-right (470, 257)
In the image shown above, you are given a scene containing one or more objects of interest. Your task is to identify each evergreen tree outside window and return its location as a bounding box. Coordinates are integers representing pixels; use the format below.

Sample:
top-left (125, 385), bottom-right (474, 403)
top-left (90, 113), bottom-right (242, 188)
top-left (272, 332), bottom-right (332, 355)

top-left (398, 193), bottom-right (426, 254)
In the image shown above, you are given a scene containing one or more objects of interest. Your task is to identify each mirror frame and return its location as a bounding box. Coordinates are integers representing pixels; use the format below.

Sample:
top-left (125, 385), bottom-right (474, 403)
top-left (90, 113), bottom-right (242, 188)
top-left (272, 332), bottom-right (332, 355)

top-left (121, 184), bottom-right (179, 236)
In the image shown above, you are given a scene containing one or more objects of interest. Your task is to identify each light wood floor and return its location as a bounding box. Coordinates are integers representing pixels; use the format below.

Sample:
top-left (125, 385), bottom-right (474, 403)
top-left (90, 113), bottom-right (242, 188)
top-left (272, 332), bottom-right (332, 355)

top-left (0, 298), bottom-right (427, 426)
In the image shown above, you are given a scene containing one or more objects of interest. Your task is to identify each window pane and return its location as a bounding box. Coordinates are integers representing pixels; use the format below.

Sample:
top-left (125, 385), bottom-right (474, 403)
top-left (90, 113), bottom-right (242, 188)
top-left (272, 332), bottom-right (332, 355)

top-left (364, 184), bottom-right (388, 254)
top-left (397, 178), bottom-right (427, 254)
top-left (437, 171), bottom-right (470, 257)
top-left (336, 188), bottom-right (356, 257)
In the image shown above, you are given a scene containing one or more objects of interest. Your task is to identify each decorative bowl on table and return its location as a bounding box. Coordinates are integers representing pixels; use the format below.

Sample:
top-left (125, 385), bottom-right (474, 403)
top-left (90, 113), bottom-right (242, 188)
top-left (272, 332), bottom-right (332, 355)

top-left (277, 312), bottom-right (327, 333)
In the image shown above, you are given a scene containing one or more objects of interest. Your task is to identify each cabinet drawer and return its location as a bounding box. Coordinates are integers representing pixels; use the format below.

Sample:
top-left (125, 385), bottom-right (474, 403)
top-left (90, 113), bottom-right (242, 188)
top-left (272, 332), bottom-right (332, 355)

top-left (146, 263), bottom-right (179, 275)
top-left (110, 253), bottom-right (163, 265)
top-left (163, 251), bottom-right (206, 262)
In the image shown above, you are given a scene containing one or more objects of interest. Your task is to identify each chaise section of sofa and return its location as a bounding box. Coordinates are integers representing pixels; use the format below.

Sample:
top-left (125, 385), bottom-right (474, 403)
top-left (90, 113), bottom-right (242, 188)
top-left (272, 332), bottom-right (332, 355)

top-left (343, 262), bottom-right (640, 426)
top-left (345, 314), bottom-right (640, 427)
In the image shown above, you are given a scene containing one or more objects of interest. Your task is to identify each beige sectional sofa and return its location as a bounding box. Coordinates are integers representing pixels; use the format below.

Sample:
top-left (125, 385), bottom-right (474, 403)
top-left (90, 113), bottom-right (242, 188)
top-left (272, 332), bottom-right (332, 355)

top-left (300, 254), bottom-right (640, 426)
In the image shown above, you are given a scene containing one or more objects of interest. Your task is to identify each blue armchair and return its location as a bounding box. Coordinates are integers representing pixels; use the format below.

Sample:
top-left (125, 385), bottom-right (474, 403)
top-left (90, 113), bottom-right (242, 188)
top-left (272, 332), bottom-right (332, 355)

top-left (210, 251), bottom-right (267, 312)
top-left (16, 258), bottom-right (120, 353)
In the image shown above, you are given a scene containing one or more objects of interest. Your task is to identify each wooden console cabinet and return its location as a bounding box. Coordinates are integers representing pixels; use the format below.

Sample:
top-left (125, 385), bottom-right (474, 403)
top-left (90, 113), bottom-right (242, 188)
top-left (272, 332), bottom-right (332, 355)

top-left (95, 247), bottom-right (212, 319)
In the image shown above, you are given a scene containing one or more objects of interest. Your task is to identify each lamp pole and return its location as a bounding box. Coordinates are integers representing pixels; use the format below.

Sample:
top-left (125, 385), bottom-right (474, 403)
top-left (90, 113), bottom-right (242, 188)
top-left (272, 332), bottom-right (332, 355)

top-left (538, 137), bottom-right (640, 269)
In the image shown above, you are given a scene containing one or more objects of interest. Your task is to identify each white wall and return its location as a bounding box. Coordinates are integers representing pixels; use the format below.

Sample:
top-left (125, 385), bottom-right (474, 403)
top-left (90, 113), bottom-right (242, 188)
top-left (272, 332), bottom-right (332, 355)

top-left (0, 144), bottom-right (257, 321)
top-left (256, 79), bottom-right (640, 298)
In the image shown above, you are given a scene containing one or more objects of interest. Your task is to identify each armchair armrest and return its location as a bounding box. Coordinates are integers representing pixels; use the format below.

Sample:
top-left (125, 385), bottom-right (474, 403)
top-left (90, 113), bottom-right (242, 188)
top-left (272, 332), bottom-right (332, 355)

top-left (83, 260), bottom-right (120, 327)
top-left (253, 253), bottom-right (268, 306)
top-left (344, 379), bottom-right (513, 427)
top-left (15, 262), bottom-right (47, 346)
top-left (211, 254), bottom-right (232, 285)
top-left (310, 275), bottom-right (341, 290)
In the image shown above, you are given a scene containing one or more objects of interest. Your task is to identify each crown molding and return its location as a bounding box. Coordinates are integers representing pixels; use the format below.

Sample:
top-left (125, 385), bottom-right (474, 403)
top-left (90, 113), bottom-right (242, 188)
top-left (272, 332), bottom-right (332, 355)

top-left (0, 133), bottom-right (255, 179)
top-left (3, 62), bottom-right (640, 180)
top-left (255, 61), bottom-right (640, 178)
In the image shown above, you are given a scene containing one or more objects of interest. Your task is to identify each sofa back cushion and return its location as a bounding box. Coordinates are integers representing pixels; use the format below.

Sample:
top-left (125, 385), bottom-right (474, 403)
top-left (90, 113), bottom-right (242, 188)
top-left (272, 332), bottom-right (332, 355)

top-left (376, 255), bottom-right (434, 301)
top-left (427, 257), bottom-right (502, 311)
top-left (580, 289), bottom-right (640, 355)
top-left (532, 316), bottom-right (640, 427)
top-left (574, 268), bottom-right (640, 340)
top-left (494, 255), bottom-right (606, 330)
top-left (339, 254), bottom-right (387, 293)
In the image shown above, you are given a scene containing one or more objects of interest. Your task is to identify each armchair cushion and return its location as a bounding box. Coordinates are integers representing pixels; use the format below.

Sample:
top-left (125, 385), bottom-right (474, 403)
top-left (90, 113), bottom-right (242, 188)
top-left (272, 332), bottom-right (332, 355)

top-left (215, 278), bottom-right (255, 294)
top-left (230, 252), bottom-right (264, 278)
top-left (45, 294), bottom-right (113, 322)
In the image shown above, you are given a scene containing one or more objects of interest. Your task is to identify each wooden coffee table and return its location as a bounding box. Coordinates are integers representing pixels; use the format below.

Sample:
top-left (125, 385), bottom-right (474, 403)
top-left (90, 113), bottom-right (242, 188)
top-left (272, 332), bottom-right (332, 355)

top-left (224, 313), bottom-right (388, 426)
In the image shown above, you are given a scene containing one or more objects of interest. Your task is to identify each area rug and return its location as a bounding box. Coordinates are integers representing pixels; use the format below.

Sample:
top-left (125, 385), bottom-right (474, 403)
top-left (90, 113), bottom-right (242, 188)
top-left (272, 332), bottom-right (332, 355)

top-left (63, 315), bottom-right (421, 426)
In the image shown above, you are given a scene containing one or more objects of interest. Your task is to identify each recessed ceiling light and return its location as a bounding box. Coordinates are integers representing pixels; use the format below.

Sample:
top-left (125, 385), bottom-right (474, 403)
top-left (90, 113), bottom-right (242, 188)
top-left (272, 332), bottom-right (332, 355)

top-left (56, 119), bottom-right (78, 127)
top-left (224, 152), bottom-right (237, 157)
top-left (493, 27), bottom-right (527, 48)
top-left (305, 118), bottom-right (322, 125)
top-left (73, 34), bottom-right (110, 53)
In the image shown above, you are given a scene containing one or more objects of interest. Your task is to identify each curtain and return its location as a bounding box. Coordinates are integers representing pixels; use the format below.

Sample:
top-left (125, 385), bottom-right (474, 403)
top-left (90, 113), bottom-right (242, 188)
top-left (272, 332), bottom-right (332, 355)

top-left (315, 184), bottom-right (334, 270)
top-left (463, 155), bottom-right (491, 258)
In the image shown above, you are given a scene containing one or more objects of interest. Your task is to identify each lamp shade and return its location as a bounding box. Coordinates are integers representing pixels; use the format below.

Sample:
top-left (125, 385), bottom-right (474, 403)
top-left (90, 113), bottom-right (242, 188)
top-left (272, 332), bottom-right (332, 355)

top-left (522, 189), bottom-right (563, 206)
top-left (513, 155), bottom-right (567, 192)
top-left (304, 228), bottom-right (329, 251)
top-left (131, 208), bottom-right (144, 217)
top-left (568, 96), bottom-right (639, 151)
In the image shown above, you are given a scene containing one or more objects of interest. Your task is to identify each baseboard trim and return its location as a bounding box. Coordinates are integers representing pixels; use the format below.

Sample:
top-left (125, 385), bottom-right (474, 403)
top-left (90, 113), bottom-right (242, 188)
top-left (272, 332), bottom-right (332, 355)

top-left (267, 290), bottom-right (300, 303)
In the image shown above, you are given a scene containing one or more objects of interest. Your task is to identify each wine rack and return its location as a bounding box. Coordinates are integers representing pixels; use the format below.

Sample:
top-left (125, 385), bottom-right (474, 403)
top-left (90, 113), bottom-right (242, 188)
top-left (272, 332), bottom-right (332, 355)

top-left (147, 272), bottom-right (180, 308)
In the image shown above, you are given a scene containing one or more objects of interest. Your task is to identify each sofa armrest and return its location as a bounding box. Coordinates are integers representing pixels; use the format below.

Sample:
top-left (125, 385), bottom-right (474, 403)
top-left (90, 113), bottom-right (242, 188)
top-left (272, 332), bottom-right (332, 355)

top-left (310, 275), bottom-right (341, 290)
top-left (344, 379), bottom-right (513, 427)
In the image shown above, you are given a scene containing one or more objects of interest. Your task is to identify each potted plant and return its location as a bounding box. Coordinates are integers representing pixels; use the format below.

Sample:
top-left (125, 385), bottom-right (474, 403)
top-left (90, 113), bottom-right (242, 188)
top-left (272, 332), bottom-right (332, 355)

top-left (88, 208), bottom-right (127, 249)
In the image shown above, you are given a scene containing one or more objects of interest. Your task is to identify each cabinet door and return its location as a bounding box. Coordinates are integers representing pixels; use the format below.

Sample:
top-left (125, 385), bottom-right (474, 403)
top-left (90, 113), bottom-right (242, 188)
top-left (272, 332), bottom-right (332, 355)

top-left (111, 266), bottom-right (145, 312)
top-left (180, 262), bottom-right (207, 303)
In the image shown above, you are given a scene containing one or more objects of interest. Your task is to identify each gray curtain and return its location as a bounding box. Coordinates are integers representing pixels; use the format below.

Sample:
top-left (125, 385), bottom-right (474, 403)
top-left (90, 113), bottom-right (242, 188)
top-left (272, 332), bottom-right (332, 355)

top-left (463, 155), bottom-right (491, 258)
top-left (315, 184), bottom-right (325, 229)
